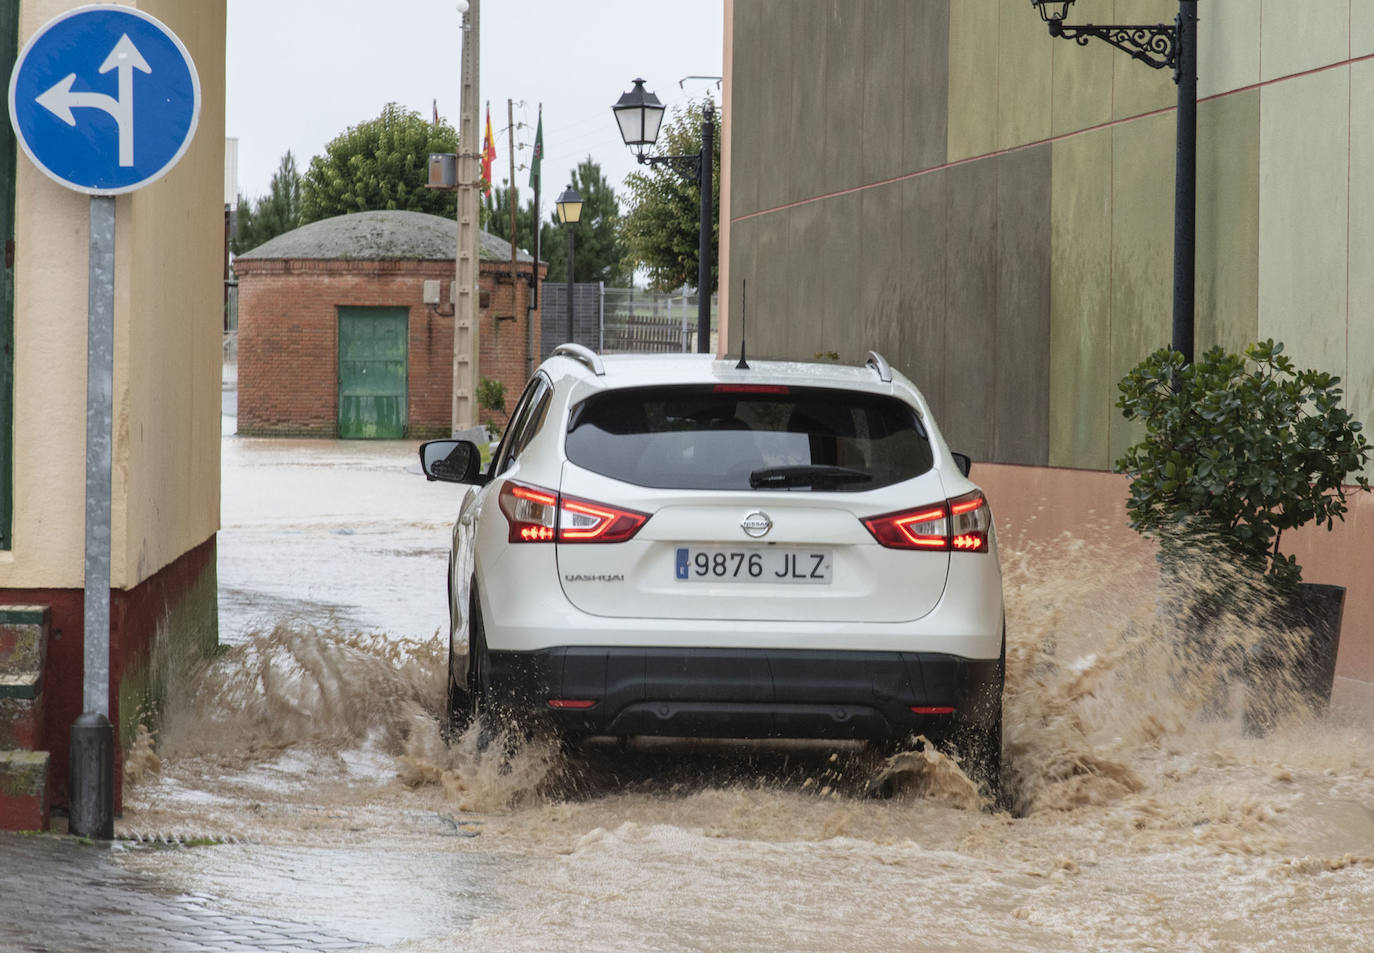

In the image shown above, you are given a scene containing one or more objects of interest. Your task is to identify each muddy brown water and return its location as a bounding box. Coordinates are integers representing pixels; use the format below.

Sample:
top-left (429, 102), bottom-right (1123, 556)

top-left (118, 539), bottom-right (1374, 951)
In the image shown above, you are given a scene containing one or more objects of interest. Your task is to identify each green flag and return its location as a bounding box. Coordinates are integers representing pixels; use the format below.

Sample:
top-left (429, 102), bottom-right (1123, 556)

top-left (529, 107), bottom-right (543, 190)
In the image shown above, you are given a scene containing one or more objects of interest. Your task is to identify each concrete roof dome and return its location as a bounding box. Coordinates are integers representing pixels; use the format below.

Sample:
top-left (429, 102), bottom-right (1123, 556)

top-left (235, 209), bottom-right (533, 263)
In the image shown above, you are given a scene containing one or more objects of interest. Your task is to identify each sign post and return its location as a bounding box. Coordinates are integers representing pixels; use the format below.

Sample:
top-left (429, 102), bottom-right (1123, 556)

top-left (7, 5), bottom-right (200, 838)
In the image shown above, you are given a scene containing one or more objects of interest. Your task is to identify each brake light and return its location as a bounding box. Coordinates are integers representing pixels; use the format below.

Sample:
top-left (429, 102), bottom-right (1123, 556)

top-left (712, 384), bottom-right (789, 394)
top-left (547, 699), bottom-right (598, 710)
top-left (498, 481), bottom-right (650, 544)
top-left (862, 490), bottom-right (991, 552)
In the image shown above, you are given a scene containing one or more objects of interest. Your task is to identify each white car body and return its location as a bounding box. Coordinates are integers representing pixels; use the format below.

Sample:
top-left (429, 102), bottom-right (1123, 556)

top-left (424, 348), bottom-right (1005, 781)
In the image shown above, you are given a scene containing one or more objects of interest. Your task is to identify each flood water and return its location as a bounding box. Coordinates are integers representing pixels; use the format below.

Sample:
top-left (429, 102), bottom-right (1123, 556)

top-left (116, 428), bottom-right (1374, 951)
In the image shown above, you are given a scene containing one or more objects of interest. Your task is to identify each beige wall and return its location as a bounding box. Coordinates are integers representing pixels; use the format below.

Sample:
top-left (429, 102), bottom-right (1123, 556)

top-left (1, 0), bottom-right (225, 590)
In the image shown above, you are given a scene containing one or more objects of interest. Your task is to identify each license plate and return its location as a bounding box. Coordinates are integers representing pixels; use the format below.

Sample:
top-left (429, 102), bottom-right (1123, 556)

top-left (674, 547), bottom-right (832, 584)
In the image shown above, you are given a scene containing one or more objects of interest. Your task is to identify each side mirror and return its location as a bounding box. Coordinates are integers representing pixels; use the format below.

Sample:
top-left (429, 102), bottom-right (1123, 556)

top-left (951, 451), bottom-right (972, 478)
top-left (420, 439), bottom-right (484, 484)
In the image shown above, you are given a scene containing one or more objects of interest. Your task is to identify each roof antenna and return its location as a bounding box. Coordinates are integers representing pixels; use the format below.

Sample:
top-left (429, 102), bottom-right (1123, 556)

top-left (735, 280), bottom-right (750, 370)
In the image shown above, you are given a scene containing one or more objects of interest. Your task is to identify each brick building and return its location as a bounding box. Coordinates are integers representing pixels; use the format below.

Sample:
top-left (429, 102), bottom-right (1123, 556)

top-left (235, 209), bottom-right (543, 438)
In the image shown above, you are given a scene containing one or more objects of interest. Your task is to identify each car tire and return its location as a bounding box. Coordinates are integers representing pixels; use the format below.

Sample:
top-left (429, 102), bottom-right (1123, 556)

top-left (957, 628), bottom-right (1006, 802)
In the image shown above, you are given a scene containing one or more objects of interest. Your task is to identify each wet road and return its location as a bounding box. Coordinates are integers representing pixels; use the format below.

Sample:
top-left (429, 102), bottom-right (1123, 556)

top-left (9, 404), bottom-right (1374, 952)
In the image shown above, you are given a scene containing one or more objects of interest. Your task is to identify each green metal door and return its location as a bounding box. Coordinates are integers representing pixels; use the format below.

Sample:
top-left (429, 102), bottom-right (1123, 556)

top-left (338, 307), bottom-right (408, 439)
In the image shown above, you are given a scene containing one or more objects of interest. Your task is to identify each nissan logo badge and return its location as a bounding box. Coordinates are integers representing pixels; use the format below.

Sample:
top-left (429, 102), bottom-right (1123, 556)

top-left (741, 511), bottom-right (772, 538)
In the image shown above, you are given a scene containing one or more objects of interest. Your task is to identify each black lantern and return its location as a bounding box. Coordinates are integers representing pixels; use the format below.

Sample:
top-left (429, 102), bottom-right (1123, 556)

top-left (555, 185), bottom-right (582, 344)
top-left (611, 79), bottom-right (715, 354)
top-left (1030, 0), bottom-right (1074, 23)
top-left (612, 78), bottom-right (667, 161)
top-left (555, 185), bottom-right (583, 225)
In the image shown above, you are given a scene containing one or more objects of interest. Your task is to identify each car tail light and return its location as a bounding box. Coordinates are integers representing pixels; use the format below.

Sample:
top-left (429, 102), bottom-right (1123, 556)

top-left (499, 481), bottom-right (650, 544)
top-left (547, 699), bottom-right (598, 710)
top-left (862, 490), bottom-right (991, 552)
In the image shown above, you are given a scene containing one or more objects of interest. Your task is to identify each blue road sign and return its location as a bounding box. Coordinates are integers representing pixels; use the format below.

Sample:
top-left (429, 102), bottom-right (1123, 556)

top-left (7, 5), bottom-right (200, 195)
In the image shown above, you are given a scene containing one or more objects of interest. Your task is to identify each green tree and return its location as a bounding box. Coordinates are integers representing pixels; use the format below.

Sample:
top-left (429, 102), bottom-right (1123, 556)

top-left (621, 100), bottom-right (720, 293)
top-left (232, 151), bottom-right (303, 255)
top-left (300, 103), bottom-right (459, 223)
top-left (540, 158), bottom-right (632, 286)
top-left (480, 180), bottom-right (540, 258)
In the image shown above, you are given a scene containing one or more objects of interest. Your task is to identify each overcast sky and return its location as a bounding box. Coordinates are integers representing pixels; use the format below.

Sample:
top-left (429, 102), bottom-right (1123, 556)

top-left (225, 0), bottom-right (725, 205)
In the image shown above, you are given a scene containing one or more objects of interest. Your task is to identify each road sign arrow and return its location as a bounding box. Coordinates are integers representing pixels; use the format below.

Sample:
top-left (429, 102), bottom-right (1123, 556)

top-left (34, 34), bottom-right (149, 167)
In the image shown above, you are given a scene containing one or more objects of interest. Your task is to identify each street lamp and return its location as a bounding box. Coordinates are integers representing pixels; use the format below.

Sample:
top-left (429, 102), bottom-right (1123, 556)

top-left (613, 78), bottom-right (714, 354)
top-left (555, 184), bottom-right (583, 344)
top-left (1032, 0), bottom-right (1197, 365)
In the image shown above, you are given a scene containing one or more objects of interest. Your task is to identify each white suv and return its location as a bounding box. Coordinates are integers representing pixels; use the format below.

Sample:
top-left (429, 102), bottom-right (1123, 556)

top-left (421, 346), bottom-right (1005, 787)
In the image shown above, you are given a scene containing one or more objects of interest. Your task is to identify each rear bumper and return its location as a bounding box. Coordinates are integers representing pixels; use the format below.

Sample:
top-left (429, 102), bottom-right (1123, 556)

top-left (484, 646), bottom-right (1002, 741)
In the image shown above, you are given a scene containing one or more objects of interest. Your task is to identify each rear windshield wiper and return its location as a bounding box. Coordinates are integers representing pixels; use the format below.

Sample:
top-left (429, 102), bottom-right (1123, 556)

top-left (749, 465), bottom-right (874, 490)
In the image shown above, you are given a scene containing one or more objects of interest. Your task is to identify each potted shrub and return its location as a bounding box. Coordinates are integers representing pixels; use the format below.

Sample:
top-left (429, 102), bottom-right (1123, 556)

top-left (1114, 340), bottom-right (1370, 716)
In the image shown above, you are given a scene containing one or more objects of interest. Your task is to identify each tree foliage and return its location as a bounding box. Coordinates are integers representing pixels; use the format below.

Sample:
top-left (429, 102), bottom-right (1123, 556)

top-left (621, 100), bottom-right (720, 293)
top-left (301, 103), bottom-right (459, 223)
top-left (1115, 340), bottom-right (1370, 589)
top-left (480, 180), bottom-right (540, 260)
top-left (543, 159), bottom-right (631, 285)
top-left (232, 151), bottom-right (303, 255)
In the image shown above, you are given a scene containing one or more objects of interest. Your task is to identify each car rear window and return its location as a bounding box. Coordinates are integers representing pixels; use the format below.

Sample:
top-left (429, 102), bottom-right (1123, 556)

top-left (564, 385), bottom-right (933, 491)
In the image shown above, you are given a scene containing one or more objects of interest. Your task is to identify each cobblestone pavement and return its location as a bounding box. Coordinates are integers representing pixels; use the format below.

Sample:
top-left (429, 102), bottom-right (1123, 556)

top-left (0, 832), bottom-right (363, 953)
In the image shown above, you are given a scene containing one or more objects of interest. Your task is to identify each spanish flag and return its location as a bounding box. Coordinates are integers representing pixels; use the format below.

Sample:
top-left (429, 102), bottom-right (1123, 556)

top-left (481, 104), bottom-right (496, 196)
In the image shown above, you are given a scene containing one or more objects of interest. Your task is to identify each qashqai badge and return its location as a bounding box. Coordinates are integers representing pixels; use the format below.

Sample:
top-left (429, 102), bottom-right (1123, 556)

top-left (741, 511), bottom-right (772, 538)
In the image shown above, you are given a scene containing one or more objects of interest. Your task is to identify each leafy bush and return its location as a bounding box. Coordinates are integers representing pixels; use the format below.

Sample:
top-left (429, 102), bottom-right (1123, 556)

top-left (1115, 340), bottom-right (1369, 590)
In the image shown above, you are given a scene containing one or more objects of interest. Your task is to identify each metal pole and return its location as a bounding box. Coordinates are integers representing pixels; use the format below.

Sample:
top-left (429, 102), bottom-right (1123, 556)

top-left (71, 195), bottom-right (116, 840)
top-left (453, 0), bottom-right (481, 431)
top-left (565, 225), bottom-right (574, 344)
top-left (1172, 0), bottom-right (1197, 366)
top-left (697, 104), bottom-right (714, 354)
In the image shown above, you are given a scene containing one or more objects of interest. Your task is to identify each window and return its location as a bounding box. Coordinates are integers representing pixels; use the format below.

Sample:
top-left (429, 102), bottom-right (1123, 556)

top-left (493, 375), bottom-right (552, 476)
top-left (565, 385), bottom-right (933, 491)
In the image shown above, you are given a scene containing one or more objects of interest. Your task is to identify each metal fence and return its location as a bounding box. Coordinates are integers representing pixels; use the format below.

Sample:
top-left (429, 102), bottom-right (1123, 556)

top-left (541, 283), bottom-right (719, 361)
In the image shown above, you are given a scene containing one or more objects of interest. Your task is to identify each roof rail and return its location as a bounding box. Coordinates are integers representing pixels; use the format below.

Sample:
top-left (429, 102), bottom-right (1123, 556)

top-left (552, 343), bottom-right (605, 377)
top-left (865, 350), bottom-right (893, 383)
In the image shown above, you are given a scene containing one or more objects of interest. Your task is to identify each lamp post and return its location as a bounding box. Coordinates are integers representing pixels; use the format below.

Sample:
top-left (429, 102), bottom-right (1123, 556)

top-left (613, 78), bottom-right (714, 354)
top-left (555, 184), bottom-right (583, 344)
top-left (1032, 0), bottom-right (1197, 366)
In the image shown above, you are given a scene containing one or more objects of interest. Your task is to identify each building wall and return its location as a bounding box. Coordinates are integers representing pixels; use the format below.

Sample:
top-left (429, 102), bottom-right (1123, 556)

top-left (4, 0), bottom-right (225, 591)
top-left (235, 258), bottom-right (541, 438)
top-left (1, 0), bottom-right (226, 815)
top-left (725, 0), bottom-right (1374, 678)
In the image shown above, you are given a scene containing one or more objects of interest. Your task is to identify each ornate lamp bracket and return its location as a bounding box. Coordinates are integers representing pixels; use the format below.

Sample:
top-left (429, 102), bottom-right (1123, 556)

top-left (1049, 15), bottom-right (1183, 82)
top-left (637, 151), bottom-right (703, 185)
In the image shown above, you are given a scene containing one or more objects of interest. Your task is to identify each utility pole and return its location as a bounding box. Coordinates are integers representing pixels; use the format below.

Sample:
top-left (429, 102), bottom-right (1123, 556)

top-left (507, 98), bottom-right (518, 352)
top-left (452, 0), bottom-right (481, 432)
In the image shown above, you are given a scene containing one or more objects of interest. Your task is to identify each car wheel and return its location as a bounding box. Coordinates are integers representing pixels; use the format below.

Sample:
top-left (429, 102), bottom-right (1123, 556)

top-left (442, 647), bottom-right (472, 741)
top-left (467, 593), bottom-right (501, 752)
top-left (957, 629), bottom-right (1006, 802)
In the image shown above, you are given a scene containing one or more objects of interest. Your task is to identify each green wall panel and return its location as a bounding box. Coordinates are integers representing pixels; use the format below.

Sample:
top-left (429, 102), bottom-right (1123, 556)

top-left (902, 1), bottom-right (950, 177)
top-left (1199, 0), bottom-right (1260, 99)
top-left (861, 0), bottom-right (910, 186)
top-left (1195, 90), bottom-right (1260, 355)
top-left (947, 0), bottom-right (999, 162)
top-left (1050, 2), bottom-right (1115, 138)
top-left (1109, 111), bottom-right (1175, 465)
top-left (942, 161), bottom-right (999, 460)
top-left (998, 1), bottom-right (1052, 151)
top-left (858, 185), bottom-right (906, 372)
top-left (1260, 0), bottom-right (1352, 82)
top-left (1111, 0), bottom-right (1178, 120)
top-left (1049, 129), bottom-right (1114, 471)
top-left (1357, 0), bottom-right (1374, 58)
top-left (1347, 60), bottom-right (1374, 479)
top-left (897, 172), bottom-right (949, 418)
top-left (1258, 68), bottom-right (1349, 378)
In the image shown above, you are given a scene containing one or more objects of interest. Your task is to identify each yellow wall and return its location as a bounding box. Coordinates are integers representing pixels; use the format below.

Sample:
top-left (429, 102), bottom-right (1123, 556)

top-left (1, 0), bottom-right (224, 590)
